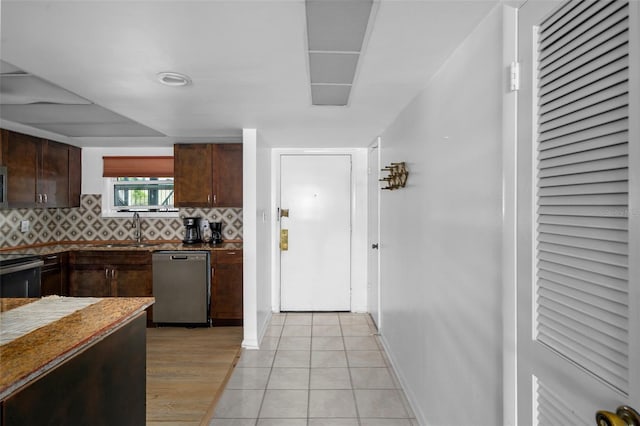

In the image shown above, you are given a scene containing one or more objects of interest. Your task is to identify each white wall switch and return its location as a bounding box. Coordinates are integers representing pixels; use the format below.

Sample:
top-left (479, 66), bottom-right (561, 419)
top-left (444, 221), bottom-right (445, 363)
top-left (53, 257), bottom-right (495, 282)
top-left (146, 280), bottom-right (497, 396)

top-left (20, 220), bottom-right (30, 233)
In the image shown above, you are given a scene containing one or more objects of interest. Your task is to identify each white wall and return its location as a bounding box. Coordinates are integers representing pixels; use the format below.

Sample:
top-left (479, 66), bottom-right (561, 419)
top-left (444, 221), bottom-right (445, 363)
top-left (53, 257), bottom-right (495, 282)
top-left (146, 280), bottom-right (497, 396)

top-left (255, 131), bottom-right (273, 346)
top-left (378, 5), bottom-right (505, 425)
top-left (242, 128), bottom-right (274, 349)
top-left (242, 129), bottom-right (259, 348)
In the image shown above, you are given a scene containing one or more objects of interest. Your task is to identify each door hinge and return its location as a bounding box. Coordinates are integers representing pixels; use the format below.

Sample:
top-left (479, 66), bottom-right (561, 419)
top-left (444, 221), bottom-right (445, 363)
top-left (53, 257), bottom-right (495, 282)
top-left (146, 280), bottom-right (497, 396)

top-left (510, 62), bottom-right (520, 92)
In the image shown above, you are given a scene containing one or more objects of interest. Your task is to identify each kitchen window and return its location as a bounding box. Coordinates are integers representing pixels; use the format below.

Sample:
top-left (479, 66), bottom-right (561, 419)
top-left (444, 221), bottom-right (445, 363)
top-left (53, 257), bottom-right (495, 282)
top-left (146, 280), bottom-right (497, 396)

top-left (103, 177), bottom-right (178, 217)
top-left (113, 177), bottom-right (176, 210)
top-left (102, 156), bottom-right (178, 217)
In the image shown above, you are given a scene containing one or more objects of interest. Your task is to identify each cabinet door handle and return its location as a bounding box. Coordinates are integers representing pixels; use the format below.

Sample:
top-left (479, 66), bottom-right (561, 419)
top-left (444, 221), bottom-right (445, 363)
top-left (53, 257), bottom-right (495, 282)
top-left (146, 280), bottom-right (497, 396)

top-left (43, 193), bottom-right (48, 203)
top-left (46, 255), bottom-right (58, 260)
top-left (105, 268), bottom-right (109, 279)
top-left (37, 194), bottom-right (42, 203)
top-left (207, 194), bottom-right (211, 203)
top-left (213, 194), bottom-right (217, 204)
top-left (111, 269), bottom-right (116, 279)
top-left (227, 252), bottom-right (236, 255)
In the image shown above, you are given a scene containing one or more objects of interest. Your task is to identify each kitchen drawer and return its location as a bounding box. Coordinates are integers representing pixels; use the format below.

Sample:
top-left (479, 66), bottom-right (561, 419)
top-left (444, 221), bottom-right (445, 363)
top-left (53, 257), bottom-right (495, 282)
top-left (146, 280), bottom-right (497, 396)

top-left (214, 249), bottom-right (242, 264)
top-left (42, 253), bottom-right (64, 268)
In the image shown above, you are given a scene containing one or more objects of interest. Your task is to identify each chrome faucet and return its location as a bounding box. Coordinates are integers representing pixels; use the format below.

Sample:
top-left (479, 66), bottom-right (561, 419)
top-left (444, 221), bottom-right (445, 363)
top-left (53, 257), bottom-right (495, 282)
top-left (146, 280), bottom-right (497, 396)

top-left (132, 212), bottom-right (142, 243)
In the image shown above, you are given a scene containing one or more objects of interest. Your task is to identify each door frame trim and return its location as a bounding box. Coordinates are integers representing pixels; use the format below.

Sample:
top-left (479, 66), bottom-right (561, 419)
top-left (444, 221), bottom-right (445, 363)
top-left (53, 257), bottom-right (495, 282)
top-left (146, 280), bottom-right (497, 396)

top-left (271, 148), bottom-right (368, 313)
top-left (367, 137), bottom-right (381, 328)
top-left (502, 5), bottom-right (519, 425)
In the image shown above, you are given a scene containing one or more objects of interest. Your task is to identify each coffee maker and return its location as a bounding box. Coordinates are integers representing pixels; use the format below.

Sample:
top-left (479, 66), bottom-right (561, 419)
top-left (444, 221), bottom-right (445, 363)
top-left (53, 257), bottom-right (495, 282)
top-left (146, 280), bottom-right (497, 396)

top-left (182, 217), bottom-right (202, 244)
top-left (210, 222), bottom-right (223, 244)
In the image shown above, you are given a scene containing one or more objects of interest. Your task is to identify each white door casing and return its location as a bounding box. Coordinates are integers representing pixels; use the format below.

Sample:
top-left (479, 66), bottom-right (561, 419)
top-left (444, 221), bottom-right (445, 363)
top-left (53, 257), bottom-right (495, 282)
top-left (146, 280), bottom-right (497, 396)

top-left (367, 139), bottom-right (381, 328)
top-left (517, 1), bottom-right (639, 425)
top-left (280, 154), bottom-right (352, 311)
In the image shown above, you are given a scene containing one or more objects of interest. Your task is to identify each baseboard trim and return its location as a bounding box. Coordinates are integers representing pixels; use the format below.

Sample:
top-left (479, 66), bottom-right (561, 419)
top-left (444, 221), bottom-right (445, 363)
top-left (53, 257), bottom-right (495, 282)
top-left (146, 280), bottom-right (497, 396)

top-left (378, 333), bottom-right (426, 426)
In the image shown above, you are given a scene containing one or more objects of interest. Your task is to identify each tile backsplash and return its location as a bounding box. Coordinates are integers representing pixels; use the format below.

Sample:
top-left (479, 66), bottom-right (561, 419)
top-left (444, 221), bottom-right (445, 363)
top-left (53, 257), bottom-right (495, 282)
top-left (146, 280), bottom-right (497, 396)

top-left (0, 194), bottom-right (242, 248)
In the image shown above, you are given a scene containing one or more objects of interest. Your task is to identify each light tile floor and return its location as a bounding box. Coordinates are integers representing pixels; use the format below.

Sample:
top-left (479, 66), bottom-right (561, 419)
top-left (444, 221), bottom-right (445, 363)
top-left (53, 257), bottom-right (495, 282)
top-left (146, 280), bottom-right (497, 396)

top-left (210, 312), bottom-right (418, 426)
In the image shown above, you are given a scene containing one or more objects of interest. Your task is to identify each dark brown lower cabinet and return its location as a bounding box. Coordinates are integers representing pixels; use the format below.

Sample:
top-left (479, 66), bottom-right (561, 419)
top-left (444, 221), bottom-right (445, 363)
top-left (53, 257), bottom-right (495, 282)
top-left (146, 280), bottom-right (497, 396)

top-left (1, 314), bottom-right (147, 426)
top-left (211, 249), bottom-right (243, 326)
top-left (68, 251), bottom-right (153, 324)
top-left (40, 252), bottom-right (69, 296)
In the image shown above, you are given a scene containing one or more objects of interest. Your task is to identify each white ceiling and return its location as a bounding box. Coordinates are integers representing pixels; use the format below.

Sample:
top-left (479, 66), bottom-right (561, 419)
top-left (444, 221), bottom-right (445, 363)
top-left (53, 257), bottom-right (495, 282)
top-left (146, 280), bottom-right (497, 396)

top-left (0, 0), bottom-right (498, 148)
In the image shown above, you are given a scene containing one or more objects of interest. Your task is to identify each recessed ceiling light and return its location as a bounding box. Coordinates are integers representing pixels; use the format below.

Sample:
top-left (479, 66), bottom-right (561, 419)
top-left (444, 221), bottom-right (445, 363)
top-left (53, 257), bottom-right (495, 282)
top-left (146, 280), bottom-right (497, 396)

top-left (156, 72), bottom-right (192, 87)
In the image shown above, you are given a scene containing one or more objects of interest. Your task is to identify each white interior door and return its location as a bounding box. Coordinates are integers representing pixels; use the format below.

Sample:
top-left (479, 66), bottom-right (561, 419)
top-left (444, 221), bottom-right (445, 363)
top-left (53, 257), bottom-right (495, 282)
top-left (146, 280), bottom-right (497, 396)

top-left (367, 142), bottom-right (380, 328)
top-left (517, 1), bottom-right (639, 424)
top-left (280, 155), bottom-right (351, 311)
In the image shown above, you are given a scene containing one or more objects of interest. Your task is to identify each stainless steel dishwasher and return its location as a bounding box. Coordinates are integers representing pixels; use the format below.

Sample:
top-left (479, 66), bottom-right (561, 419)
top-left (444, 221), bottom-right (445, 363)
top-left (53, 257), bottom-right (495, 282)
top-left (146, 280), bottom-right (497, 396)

top-left (152, 251), bottom-right (210, 325)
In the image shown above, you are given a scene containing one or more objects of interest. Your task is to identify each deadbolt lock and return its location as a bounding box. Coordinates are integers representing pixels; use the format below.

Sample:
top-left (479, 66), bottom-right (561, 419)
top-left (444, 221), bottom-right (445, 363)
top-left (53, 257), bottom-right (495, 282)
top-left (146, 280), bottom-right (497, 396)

top-left (280, 229), bottom-right (289, 251)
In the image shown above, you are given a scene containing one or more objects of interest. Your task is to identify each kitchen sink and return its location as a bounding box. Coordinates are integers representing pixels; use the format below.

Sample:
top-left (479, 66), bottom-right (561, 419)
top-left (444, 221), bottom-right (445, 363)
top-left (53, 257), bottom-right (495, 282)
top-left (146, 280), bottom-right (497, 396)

top-left (103, 242), bottom-right (162, 248)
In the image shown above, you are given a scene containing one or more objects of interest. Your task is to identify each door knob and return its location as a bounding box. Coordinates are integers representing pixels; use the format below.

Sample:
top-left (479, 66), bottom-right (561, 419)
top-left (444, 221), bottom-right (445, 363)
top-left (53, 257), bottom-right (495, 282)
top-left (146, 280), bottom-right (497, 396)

top-left (596, 406), bottom-right (640, 426)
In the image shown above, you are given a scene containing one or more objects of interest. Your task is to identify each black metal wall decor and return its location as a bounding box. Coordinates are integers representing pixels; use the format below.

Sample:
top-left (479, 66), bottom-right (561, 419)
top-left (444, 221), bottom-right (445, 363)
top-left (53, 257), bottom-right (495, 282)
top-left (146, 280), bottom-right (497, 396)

top-left (380, 162), bottom-right (408, 190)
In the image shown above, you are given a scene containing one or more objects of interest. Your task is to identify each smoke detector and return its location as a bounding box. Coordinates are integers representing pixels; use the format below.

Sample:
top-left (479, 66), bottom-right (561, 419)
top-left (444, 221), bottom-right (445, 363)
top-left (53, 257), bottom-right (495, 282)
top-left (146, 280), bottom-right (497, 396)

top-left (156, 72), bottom-right (192, 87)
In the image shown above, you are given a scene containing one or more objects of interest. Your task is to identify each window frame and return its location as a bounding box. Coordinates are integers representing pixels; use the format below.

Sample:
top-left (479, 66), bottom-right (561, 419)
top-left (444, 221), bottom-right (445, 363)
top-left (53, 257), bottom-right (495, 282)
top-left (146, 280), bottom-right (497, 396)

top-left (102, 177), bottom-right (179, 218)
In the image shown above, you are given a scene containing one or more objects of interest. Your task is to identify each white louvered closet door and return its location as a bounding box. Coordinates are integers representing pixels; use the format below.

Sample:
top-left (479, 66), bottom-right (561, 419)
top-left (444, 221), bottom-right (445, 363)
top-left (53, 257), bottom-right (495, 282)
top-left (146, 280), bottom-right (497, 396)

top-left (517, 1), bottom-right (639, 425)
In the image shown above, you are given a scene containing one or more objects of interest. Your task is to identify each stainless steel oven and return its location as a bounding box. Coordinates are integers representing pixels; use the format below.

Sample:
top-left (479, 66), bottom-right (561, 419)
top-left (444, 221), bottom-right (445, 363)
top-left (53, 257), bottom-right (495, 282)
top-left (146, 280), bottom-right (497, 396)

top-left (0, 166), bottom-right (7, 208)
top-left (0, 254), bottom-right (43, 298)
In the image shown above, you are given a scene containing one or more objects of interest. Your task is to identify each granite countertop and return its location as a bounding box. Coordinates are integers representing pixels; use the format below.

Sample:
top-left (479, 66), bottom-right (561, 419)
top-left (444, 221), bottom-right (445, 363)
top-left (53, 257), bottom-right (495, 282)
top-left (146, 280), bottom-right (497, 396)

top-left (0, 240), bottom-right (243, 256)
top-left (0, 297), bottom-right (154, 401)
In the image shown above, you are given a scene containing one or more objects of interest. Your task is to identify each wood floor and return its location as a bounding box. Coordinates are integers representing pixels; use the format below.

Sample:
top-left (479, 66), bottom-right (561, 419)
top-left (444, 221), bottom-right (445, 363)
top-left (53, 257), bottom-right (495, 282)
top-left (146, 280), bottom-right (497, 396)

top-left (146, 326), bottom-right (243, 426)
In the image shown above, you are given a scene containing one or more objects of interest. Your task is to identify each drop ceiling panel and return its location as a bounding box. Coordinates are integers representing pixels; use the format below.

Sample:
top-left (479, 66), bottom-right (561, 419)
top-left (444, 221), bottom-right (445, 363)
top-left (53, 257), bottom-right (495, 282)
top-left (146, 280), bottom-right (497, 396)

top-left (0, 104), bottom-right (131, 124)
top-left (306, 0), bottom-right (373, 52)
top-left (311, 85), bottom-right (351, 106)
top-left (31, 122), bottom-right (165, 137)
top-left (0, 75), bottom-right (91, 105)
top-left (309, 53), bottom-right (359, 84)
top-left (0, 60), bottom-right (23, 75)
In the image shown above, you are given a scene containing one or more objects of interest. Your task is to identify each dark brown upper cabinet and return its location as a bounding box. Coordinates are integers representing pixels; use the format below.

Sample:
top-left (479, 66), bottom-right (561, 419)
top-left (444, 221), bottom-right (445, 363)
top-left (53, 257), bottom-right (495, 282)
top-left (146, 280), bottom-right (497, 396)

top-left (0, 129), bottom-right (82, 208)
top-left (174, 143), bottom-right (242, 208)
top-left (68, 145), bottom-right (82, 206)
top-left (40, 140), bottom-right (71, 207)
top-left (174, 144), bottom-right (213, 207)
top-left (1, 130), bottom-right (39, 207)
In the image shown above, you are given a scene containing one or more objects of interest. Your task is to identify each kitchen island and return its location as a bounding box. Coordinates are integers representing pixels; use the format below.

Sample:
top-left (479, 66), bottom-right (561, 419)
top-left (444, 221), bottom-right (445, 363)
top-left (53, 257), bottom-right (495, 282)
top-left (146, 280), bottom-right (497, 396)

top-left (0, 296), bottom-right (154, 425)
